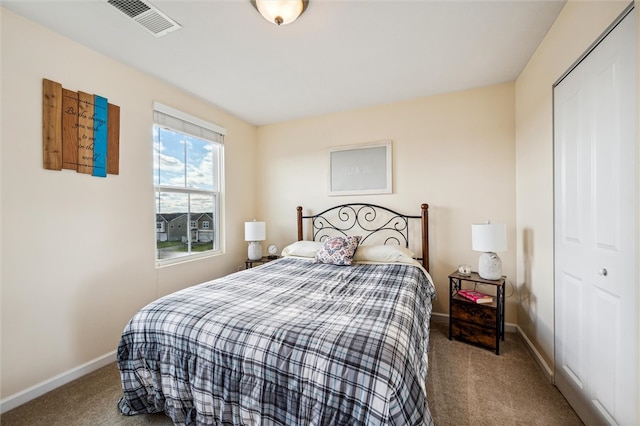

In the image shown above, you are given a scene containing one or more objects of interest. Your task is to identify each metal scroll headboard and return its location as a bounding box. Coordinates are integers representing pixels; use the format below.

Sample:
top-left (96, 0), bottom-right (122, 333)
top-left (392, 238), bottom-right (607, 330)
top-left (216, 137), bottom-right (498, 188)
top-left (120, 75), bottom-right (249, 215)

top-left (296, 203), bottom-right (430, 272)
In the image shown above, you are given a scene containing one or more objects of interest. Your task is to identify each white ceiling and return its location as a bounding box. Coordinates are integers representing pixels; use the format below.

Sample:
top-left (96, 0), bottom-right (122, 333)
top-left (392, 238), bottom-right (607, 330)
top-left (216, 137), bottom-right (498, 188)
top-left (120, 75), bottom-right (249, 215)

top-left (2, 0), bottom-right (566, 126)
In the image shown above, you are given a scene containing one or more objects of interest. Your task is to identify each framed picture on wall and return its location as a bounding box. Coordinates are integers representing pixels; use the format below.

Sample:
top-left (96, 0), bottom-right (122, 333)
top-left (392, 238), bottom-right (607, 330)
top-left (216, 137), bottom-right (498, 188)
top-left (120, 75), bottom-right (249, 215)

top-left (328, 140), bottom-right (392, 196)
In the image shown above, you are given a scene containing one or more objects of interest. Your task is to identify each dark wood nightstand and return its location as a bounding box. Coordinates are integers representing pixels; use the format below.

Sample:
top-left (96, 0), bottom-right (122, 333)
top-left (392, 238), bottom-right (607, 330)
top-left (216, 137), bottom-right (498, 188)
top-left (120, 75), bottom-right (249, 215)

top-left (448, 270), bottom-right (506, 354)
top-left (245, 256), bottom-right (279, 269)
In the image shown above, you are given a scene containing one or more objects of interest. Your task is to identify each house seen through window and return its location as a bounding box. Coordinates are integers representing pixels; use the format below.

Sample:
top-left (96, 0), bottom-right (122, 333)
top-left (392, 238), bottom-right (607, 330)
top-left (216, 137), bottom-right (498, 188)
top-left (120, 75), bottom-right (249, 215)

top-left (153, 102), bottom-right (225, 263)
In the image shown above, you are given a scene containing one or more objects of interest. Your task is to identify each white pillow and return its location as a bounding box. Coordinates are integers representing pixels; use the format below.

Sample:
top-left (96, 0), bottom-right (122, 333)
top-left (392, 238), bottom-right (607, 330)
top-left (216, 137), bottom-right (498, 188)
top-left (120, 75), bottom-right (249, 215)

top-left (281, 240), bottom-right (323, 258)
top-left (353, 245), bottom-right (416, 263)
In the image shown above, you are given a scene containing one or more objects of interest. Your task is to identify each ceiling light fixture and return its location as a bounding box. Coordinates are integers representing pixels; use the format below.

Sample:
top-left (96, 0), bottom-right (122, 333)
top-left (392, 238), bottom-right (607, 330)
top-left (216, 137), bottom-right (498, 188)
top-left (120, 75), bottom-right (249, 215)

top-left (251, 0), bottom-right (309, 26)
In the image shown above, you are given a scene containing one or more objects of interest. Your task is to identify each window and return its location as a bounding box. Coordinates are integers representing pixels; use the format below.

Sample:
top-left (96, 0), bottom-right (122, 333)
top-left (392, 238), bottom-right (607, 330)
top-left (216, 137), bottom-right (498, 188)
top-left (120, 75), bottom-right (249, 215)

top-left (153, 102), bottom-right (225, 264)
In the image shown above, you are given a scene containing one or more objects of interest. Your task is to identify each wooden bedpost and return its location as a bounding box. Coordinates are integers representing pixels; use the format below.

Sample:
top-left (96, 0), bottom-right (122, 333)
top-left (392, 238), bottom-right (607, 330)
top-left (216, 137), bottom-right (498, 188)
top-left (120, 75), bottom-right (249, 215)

top-left (297, 206), bottom-right (303, 241)
top-left (421, 203), bottom-right (429, 272)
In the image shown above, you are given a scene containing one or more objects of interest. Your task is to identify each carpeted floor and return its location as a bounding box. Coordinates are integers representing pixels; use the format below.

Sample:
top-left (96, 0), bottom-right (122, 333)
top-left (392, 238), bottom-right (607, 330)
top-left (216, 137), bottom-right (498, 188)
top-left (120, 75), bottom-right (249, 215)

top-left (1, 320), bottom-right (582, 425)
top-left (426, 320), bottom-right (582, 425)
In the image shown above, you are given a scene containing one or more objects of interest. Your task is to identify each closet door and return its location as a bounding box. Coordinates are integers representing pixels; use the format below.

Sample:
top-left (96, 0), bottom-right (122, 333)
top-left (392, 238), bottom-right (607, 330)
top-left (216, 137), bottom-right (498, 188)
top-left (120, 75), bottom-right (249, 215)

top-left (553, 7), bottom-right (637, 426)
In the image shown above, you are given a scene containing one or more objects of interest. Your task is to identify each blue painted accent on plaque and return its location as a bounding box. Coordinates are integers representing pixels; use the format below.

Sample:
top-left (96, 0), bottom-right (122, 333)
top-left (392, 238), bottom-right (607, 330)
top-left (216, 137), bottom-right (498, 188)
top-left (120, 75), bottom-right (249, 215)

top-left (92, 95), bottom-right (108, 177)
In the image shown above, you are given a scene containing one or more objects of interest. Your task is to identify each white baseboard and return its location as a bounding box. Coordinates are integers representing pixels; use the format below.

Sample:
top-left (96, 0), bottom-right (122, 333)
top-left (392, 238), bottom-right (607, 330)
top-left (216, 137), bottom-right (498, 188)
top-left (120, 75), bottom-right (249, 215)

top-left (0, 350), bottom-right (116, 414)
top-left (431, 311), bottom-right (449, 324)
top-left (515, 325), bottom-right (554, 383)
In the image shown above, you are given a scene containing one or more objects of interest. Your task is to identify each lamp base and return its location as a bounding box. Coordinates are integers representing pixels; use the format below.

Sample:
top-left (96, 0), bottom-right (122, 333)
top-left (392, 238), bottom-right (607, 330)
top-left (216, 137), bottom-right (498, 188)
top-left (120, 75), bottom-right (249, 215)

top-left (248, 241), bottom-right (263, 260)
top-left (478, 252), bottom-right (502, 280)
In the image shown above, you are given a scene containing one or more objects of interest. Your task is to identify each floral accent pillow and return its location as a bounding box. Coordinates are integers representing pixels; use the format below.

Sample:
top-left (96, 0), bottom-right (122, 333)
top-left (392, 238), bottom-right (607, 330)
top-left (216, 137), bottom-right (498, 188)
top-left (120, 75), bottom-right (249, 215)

top-left (313, 235), bottom-right (362, 266)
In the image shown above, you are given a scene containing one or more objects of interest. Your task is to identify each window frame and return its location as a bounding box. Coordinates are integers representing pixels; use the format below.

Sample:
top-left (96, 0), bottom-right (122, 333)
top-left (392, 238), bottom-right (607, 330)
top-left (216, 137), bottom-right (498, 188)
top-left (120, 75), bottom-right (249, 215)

top-left (153, 102), bottom-right (226, 267)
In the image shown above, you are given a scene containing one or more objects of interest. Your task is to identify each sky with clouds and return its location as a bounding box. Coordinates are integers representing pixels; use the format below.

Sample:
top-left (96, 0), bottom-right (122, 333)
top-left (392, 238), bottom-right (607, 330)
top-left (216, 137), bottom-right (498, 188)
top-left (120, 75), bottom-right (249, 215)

top-left (153, 125), bottom-right (219, 214)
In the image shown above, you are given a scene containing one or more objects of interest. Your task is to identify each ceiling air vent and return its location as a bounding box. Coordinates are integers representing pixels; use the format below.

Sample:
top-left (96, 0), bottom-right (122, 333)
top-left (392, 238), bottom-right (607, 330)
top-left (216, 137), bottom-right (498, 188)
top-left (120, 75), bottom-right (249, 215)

top-left (107, 0), bottom-right (181, 37)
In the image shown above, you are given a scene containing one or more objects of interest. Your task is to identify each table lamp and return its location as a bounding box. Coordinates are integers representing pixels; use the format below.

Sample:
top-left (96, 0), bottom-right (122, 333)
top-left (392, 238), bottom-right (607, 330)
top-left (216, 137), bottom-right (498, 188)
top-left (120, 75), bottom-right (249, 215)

top-left (472, 221), bottom-right (506, 280)
top-left (245, 221), bottom-right (266, 261)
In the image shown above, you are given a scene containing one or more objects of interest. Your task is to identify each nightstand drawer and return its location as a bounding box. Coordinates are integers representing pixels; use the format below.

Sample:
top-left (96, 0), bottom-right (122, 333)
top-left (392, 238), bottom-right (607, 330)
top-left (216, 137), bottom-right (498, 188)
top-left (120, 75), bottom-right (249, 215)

top-left (451, 320), bottom-right (497, 350)
top-left (451, 297), bottom-right (496, 327)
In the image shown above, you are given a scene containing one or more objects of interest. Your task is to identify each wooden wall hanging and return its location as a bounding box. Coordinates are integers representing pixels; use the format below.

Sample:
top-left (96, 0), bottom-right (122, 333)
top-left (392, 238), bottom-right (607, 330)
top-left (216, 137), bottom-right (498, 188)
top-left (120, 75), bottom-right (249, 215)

top-left (42, 78), bottom-right (120, 176)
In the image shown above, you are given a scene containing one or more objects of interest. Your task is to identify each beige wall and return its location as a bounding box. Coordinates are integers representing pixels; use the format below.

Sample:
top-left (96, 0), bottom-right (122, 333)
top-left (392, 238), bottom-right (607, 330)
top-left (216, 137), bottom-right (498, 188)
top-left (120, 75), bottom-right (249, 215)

top-left (255, 83), bottom-right (517, 320)
top-left (0, 9), bottom-right (257, 399)
top-left (514, 0), bottom-right (630, 368)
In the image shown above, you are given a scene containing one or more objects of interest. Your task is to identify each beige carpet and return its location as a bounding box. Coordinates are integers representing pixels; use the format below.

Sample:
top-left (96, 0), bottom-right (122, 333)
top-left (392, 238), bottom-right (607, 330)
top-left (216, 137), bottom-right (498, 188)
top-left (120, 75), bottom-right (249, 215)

top-left (1, 321), bottom-right (582, 425)
top-left (427, 321), bottom-right (582, 426)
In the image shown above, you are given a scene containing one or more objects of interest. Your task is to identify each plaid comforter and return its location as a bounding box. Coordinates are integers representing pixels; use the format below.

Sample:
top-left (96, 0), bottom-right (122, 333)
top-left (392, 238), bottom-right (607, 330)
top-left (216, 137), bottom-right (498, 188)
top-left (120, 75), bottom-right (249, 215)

top-left (117, 257), bottom-right (436, 425)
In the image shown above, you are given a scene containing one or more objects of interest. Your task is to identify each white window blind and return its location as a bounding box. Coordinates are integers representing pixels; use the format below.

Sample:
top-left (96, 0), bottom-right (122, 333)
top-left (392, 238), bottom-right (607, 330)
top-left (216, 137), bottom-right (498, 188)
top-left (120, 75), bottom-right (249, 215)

top-left (153, 101), bottom-right (226, 143)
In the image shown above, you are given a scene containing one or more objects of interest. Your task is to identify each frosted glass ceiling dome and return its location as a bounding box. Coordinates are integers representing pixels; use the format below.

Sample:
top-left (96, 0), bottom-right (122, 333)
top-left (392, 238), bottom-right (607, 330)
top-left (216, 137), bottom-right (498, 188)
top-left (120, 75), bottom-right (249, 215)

top-left (252, 0), bottom-right (309, 26)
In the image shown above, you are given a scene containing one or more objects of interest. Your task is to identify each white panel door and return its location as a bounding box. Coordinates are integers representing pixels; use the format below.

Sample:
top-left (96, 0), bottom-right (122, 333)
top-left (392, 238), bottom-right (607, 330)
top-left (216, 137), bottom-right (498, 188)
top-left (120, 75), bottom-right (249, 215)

top-left (554, 8), bottom-right (637, 426)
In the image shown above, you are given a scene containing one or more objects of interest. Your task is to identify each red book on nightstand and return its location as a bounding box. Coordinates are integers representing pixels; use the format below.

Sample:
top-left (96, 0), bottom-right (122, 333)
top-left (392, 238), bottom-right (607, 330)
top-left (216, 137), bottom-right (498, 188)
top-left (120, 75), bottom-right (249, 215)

top-left (457, 289), bottom-right (494, 304)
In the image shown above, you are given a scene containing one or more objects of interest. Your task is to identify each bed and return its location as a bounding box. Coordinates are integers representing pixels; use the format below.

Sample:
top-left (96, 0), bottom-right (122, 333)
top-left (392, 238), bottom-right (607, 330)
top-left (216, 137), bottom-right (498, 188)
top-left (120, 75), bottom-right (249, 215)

top-left (117, 203), bottom-right (436, 425)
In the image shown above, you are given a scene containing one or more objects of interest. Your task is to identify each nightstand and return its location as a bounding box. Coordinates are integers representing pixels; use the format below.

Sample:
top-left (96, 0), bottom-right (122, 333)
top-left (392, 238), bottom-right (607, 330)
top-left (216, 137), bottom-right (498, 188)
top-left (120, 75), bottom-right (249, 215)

top-left (448, 270), bottom-right (505, 354)
top-left (245, 256), bottom-right (279, 269)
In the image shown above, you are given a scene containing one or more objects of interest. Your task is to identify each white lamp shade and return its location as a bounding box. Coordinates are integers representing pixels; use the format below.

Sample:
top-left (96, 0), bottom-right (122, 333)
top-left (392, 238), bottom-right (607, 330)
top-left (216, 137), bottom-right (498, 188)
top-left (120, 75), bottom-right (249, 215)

top-left (255, 0), bottom-right (304, 25)
top-left (245, 221), bottom-right (266, 242)
top-left (472, 223), bottom-right (506, 253)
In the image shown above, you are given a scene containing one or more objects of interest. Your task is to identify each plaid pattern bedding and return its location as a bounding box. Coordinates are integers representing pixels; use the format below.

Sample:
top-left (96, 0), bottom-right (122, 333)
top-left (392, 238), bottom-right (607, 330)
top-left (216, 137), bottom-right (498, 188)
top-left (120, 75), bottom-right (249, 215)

top-left (117, 257), bottom-right (436, 425)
